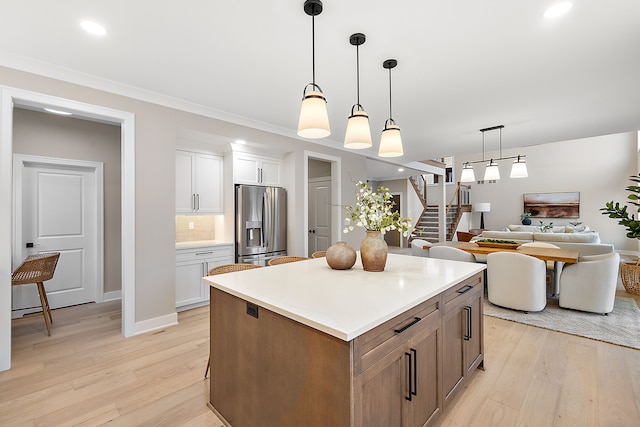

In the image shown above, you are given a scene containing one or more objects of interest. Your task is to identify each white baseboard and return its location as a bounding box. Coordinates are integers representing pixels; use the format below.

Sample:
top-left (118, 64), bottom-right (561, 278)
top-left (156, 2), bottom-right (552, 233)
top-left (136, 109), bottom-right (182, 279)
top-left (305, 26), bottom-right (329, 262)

top-left (102, 290), bottom-right (122, 302)
top-left (134, 312), bottom-right (178, 335)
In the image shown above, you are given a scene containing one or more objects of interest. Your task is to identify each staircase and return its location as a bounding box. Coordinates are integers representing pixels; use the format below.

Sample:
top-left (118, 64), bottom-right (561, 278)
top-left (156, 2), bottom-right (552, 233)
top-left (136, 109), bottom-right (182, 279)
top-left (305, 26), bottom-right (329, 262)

top-left (413, 205), bottom-right (461, 243)
top-left (409, 176), bottom-right (472, 243)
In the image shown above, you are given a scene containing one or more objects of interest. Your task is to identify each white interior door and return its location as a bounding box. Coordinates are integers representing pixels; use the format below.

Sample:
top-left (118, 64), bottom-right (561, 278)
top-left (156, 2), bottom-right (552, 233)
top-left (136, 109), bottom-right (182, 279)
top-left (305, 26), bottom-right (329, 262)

top-left (308, 178), bottom-right (331, 256)
top-left (13, 156), bottom-right (103, 314)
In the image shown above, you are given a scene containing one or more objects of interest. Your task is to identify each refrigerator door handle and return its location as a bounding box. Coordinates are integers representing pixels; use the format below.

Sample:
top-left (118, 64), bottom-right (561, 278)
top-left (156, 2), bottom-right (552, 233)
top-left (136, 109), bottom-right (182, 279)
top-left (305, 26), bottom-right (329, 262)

top-left (262, 192), bottom-right (268, 247)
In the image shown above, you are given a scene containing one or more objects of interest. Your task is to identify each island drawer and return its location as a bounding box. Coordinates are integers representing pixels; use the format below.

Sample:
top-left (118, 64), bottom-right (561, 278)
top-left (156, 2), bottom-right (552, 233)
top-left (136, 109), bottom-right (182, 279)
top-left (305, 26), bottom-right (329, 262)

top-left (352, 295), bottom-right (440, 376)
top-left (442, 272), bottom-right (483, 314)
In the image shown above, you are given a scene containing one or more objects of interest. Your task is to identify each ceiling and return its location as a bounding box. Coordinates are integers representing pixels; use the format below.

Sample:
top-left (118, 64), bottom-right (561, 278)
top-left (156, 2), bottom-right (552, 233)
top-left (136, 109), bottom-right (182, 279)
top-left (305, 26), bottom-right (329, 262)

top-left (1, 1), bottom-right (639, 176)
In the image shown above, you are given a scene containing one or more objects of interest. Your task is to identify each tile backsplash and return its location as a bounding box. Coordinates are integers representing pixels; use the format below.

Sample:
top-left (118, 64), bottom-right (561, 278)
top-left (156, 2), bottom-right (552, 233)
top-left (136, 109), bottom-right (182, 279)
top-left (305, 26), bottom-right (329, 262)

top-left (176, 215), bottom-right (216, 242)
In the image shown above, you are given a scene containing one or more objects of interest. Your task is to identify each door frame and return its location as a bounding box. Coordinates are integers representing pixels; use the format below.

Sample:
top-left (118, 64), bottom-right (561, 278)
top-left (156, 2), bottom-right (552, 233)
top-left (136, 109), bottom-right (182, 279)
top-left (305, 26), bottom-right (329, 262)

top-left (303, 151), bottom-right (341, 256)
top-left (12, 154), bottom-right (105, 312)
top-left (0, 86), bottom-right (136, 372)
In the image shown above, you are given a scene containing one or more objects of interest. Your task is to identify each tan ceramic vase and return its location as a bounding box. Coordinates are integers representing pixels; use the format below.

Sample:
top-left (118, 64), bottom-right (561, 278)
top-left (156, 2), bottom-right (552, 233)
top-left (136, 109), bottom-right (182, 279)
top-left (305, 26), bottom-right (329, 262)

top-left (360, 230), bottom-right (388, 272)
top-left (325, 241), bottom-right (357, 270)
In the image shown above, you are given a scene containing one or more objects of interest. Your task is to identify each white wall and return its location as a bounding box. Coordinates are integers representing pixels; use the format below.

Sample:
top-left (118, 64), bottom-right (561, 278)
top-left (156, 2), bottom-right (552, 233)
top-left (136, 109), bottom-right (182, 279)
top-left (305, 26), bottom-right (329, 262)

top-left (455, 132), bottom-right (639, 252)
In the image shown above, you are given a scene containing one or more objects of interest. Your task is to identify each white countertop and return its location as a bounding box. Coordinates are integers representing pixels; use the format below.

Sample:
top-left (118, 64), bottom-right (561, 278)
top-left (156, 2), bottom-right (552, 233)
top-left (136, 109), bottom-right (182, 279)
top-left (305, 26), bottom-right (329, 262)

top-left (203, 253), bottom-right (485, 341)
top-left (175, 240), bottom-right (233, 249)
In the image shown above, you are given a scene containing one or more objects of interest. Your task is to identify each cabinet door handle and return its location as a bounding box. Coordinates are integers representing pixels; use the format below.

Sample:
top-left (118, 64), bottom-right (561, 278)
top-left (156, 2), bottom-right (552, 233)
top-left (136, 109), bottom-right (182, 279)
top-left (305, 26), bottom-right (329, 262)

top-left (457, 285), bottom-right (474, 295)
top-left (196, 193), bottom-right (200, 211)
top-left (192, 193), bottom-right (196, 211)
top-left (410, 348), bottom-right (417, 397)
top-left (394, 317), bottom-right (421, 334)
top-left (463, 306), bottom-right (472, 340)
top-left (405, 351), bottom-right (412, 401)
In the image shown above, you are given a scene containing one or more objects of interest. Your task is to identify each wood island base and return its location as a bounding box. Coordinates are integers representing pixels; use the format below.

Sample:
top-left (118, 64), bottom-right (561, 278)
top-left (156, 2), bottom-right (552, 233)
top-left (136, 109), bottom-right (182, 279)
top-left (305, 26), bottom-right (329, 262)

top-left (208, 270), bottom-right (484, 427)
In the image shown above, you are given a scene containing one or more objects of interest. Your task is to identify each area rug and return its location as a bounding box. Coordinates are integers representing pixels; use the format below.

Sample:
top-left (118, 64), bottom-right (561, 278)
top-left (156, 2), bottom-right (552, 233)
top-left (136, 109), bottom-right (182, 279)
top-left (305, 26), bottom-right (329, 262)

top-left (483, 296), bottom-right (640, 350)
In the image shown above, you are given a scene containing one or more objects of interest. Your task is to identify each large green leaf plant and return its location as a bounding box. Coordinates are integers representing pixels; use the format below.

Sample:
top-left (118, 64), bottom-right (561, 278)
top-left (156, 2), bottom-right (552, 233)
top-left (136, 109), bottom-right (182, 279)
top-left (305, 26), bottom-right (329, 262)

top-left (601, 174), bottom-right (640, 239)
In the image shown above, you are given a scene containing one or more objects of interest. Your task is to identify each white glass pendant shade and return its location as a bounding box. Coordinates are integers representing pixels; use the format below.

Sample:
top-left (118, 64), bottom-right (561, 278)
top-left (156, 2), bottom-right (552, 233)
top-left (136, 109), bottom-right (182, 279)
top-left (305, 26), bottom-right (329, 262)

top-left (484, 160), bottom-right (500, 181)
top-left (378, 124), bottom-right (403, 157)
top-left (460, 163), bottom-right (476, 183)
top-left (297, 90), bottom-right (330, 138)
top-left (510, 156), bottom-right (528, 178)
top-left (344, 110), bottom-right (372, 149)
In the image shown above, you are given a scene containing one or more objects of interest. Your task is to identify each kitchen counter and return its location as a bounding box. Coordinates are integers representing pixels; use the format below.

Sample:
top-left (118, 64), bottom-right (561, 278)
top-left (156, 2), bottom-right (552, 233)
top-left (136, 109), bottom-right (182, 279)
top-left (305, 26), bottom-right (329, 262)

top-left (205, 253), bottom-right (486, 427)
top-left (203, 253), bottom-right (485, 341)
top-left (175, 240), bottom-right (232, 250)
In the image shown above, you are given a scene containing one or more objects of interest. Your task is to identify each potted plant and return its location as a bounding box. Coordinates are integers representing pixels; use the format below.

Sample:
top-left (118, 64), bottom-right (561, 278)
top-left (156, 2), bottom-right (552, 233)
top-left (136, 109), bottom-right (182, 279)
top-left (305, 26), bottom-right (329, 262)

top-left (520, 212), bottom-right (532, 225)
top-left (601, 173), bottom-right (640, 294)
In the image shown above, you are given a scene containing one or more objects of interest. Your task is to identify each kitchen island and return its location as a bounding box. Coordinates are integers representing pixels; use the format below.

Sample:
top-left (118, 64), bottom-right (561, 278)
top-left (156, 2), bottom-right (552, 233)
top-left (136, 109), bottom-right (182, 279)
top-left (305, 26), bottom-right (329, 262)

top-left (203, 253), bottom-right (486, 427)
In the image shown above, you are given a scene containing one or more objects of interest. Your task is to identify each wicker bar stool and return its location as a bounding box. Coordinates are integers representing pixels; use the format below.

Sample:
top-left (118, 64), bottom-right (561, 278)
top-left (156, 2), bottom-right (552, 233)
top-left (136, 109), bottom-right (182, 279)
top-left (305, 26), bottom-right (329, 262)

top-left (267, 255), bottom-right (311, 266)
top-left (11, 252), bottom-right (61, 336)
top-left (205, 263), bottom-right (262, 379)
top-left (311, 251), bottom-right (326, 258)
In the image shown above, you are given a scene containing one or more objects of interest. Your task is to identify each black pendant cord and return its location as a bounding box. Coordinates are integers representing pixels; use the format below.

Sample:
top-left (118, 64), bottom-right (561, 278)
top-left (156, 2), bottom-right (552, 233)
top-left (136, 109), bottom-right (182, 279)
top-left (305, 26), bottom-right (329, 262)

top-left (482, 131), bottom-right (486, 162)
top-left (387, 66), bottom-right (393, 122)
top-left (311, 15), bottom-right (315, 86)
top-left (356, 43), bottom-right (360, 106)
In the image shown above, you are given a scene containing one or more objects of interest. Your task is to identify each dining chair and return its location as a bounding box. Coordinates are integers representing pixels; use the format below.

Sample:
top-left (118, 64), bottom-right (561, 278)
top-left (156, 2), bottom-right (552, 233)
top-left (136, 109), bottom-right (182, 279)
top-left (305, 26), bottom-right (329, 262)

top-left (559, 252), bottom-right (620, 314)
top-left (205, 263), bottom-right (262, 378)
top-left (11, 252), bottom-right (61, 336)
top-left (311, 251), bottom-right (326, 258)
top-left (410, 239), bottom-right (432, 257)
top-left (486, 252), bottom-right (547, 312)
top-left (429, 246), bottom-right (476, 263)
top-left (267, 256), bottom-right (311, 266)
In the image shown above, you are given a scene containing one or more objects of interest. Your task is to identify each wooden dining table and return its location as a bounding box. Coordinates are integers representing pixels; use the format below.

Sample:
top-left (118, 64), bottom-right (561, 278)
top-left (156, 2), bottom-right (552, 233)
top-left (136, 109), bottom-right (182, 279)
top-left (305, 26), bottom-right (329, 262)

top-left (430, 242), bottom-right (579, 295)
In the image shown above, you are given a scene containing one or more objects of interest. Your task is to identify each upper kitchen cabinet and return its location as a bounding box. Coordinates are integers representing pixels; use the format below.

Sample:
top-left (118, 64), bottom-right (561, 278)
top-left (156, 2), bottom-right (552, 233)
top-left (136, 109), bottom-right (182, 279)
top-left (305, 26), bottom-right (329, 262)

top-left (176, 150), bottom-right (223, 214)
top-left (233, 153), bottom-right (281, 186)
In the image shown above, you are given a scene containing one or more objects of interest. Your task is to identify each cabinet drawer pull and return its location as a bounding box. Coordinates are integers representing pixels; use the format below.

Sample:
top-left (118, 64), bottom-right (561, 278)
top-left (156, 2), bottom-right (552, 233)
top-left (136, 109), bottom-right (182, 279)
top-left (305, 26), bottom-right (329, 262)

top-left (196, 251), bottom-right (214, 256)
top-left (457, 285), bottom-right (474, 295)
top-left (394, 317), bottom-right (421, 334)
top-left (405, 351), bottom-right (412, 401)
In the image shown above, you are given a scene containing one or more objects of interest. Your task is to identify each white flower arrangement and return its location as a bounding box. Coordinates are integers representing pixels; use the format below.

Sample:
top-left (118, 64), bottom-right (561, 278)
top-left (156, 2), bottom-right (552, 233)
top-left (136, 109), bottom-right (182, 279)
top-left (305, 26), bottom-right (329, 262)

top-left (343, 181), bottom-right (412, 236)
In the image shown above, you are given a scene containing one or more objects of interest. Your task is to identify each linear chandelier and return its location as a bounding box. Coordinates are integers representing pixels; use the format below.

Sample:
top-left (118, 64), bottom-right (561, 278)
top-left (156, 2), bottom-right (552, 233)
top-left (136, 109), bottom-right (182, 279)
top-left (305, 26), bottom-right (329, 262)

top-left (460, 125), bottom-right (528, 183)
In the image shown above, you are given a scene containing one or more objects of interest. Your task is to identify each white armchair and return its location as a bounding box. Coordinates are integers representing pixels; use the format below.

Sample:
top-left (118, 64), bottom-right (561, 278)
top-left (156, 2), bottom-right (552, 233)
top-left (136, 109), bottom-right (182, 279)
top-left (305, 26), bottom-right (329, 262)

top-left (487, 252), bottom-right (547, 312)
top-left (559, 252), bottom-right (620, 314)
top-left (410, 239), bottom-right (432, 257)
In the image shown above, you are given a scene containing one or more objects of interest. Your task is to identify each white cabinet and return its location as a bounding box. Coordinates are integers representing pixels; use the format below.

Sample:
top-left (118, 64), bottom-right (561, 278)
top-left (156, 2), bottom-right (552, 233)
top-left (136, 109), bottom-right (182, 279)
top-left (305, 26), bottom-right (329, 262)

top-left (234, 153), bottom-right (281, 186)
top-left (175, 244), bottom-right (233, 310)
top-left (176, 150), bottom-right (223, 214)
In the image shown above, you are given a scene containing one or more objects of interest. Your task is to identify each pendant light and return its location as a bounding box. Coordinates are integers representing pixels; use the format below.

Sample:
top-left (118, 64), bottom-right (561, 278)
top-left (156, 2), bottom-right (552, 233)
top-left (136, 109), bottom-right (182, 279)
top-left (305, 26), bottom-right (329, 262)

top-left (297, 0), bottom-right (330, 139)
top-left (510, 155), bottom-right (528, 178)
top-left (460, 162), bottom-right (475, 183)
top-left (344, 33), bottom-right (372, 149)
top-left (484, 159), bottom-right (500, 181)
top-left (378, 59), bottom-right (404, 157)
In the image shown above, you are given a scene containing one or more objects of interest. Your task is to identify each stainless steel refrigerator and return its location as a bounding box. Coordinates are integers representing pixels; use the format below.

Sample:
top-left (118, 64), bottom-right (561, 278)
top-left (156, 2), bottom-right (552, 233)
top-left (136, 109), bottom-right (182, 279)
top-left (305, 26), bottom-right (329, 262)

top-left (236, 184), bottom-right (287, 266)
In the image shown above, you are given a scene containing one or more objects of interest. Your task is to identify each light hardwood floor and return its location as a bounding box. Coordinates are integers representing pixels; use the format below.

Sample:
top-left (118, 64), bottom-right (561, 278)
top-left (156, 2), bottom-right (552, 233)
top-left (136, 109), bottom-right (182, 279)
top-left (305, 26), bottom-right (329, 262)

top-left (2, 292), bottom-right (639, 426)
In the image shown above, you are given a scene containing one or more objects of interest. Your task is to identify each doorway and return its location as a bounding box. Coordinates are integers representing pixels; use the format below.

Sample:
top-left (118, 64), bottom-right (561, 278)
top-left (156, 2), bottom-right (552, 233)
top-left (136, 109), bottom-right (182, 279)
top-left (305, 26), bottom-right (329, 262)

top-left (12, 155), bottom-right (103, 315)
top-left (0, 86), bottom-right (136, 372)
top-left (384, 193), bottom-right (402, 247)
top-left (304, 152), bottom-right (341, 257)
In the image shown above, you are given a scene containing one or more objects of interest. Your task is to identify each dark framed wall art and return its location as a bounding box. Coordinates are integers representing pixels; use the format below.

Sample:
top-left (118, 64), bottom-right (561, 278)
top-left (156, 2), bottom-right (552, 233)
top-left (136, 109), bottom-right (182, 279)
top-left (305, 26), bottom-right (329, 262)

top-left (523, 192), bottom-right (580, 218)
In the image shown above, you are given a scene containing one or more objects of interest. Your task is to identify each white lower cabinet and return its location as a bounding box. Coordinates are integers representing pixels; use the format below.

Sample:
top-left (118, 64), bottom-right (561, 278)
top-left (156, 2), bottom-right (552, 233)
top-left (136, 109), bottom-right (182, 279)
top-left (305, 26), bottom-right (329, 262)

top-left (176, 244), bottom-right (233, 310)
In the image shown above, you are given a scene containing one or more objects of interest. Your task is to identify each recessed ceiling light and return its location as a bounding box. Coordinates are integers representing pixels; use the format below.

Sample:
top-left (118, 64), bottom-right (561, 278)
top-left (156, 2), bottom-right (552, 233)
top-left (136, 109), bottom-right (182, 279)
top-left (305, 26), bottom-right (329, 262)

top-left (398, 168), bottom-right (404, 172)
top-left (544, 2), bottom-right (573, 19)
top-left (235, 139), bottom-right (247, 145)
top-left (44, 108), bottom-right (73, 116)
top-left (80, 20), bottom-right (107, 36)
